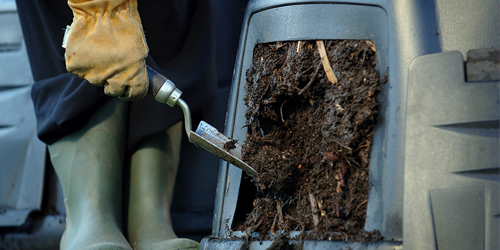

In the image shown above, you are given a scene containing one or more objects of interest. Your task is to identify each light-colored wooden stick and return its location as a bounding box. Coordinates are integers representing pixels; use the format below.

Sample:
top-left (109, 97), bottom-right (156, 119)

top-left (316, 40), bottom-right (338, 84)
top-left (309, 193), bottom-right (319, 227)
top-left (276, 200), bottom-right (285, 230)
top-left (297, 41), bottom-right (303, 53)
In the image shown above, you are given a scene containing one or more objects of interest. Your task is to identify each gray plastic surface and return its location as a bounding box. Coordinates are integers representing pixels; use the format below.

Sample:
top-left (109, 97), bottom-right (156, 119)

top-left (0, 2), bottom-right (66, 249)
top-left (405, 51), bottom-right (499, 250)
top-left (0, 0), bottom-right (88, 248)
top-left (0, 1), bottom-right (31, 85)
top-left (205, 0), bottom-right (499, 249)
top-left (201, 237), bottom-right (402, 250)
top-left (0, 215), bottom-right (65, 249)
top-left (0, 0), bottom-right (46, 227)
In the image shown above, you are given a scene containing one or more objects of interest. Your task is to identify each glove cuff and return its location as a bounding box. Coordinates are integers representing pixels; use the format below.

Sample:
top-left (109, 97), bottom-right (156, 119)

top-left (68, 0), bottom-right (142, 25)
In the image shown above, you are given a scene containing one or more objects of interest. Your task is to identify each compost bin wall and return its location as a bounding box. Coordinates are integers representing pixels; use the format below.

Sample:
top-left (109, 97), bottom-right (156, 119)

top-left (201, 0), bottom-right (499, 249)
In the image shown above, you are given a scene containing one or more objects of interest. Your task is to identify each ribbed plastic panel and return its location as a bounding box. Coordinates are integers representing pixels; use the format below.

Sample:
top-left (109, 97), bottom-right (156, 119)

top-left (0, 0), bottom-right (45, 228)
top-left (404, 51), bottom-right (499, 250)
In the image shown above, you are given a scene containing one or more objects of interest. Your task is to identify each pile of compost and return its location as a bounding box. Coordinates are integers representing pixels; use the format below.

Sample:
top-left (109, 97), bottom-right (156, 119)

top-left (235, 40), bottom-right (384, 242)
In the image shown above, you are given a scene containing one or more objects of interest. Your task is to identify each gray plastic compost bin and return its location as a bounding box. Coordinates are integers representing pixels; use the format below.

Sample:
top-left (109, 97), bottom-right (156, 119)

top-left (200, 0), bottom-right (499, 249)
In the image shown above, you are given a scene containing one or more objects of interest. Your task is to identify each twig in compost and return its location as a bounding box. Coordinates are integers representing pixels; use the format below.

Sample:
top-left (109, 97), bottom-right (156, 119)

top-left (280, 100), bottom-right (287, 122)
top-left (246, 217), bottom-right (264, 238)
top-left (298, 60), bottom-right (321, 95)
top-left (333, 139), bottom-right (352, 151)
top-left (297, 41), bottom-right (304, 53)
top-left (354, 199), bottom-right (368, 214)
top-left (309, 193), bottom-right (319, 227)
top-left (361, 48), bottom-right (367, 66)
top-left (300, 222), bottom-right (306, 242)
top-left (271, 215), bottom-right (278, 236)
top-left (358, 140), bottom-right (371, 148)
top-left (285, 214), bottom-right (299, 222)
top-left (316, 40), bottom-right (338, 84)
top-left (366, 40), bottom-right (376, 52)
top-left (335, 201), bottom-right (340, 217)
top-left (335, 162), bottom-right (348, 193)
top-left (276, 200), bottom-right (285, 230)
top-left (343, 154), bottom-right (360, 168)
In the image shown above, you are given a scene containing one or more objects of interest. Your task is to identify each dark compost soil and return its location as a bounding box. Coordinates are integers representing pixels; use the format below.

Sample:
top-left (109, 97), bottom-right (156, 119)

top-left (234, 40), bottom-right (384, 242)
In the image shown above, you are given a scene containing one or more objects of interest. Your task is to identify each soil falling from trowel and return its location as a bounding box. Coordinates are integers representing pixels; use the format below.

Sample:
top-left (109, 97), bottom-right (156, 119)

top-left (234, 40), bottom-right (384, 242)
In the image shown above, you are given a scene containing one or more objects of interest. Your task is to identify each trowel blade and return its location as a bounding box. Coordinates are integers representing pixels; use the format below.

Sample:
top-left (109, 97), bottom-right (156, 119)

top-left (188, 121), bottom-right (258, 177)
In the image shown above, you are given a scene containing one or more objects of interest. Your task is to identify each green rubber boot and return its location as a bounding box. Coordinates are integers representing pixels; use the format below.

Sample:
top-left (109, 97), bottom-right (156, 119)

top-left (48, 98), bottom-right (132, 250)
top-left (127, 121), bottom-right (199, 250)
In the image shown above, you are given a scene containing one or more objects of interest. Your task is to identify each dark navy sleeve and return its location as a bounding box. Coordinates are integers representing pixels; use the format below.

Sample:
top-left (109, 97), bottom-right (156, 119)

top-left (31, 73), bottom-right (111, 144)
top-left (16, 0), bottom-right (113, 144)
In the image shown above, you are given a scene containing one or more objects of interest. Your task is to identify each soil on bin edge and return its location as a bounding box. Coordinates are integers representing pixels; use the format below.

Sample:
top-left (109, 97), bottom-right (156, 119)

top-left (233, 40), bottom-right (386, 244)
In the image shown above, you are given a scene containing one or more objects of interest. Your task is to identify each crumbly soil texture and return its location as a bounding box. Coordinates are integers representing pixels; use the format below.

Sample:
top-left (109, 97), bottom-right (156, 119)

top-left (235, 40), bottom-right (384, 242)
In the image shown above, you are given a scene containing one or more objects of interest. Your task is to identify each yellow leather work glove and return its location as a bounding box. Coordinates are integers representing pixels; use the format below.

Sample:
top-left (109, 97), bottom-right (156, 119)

top-left (64, 0), bottom-right (149, 101)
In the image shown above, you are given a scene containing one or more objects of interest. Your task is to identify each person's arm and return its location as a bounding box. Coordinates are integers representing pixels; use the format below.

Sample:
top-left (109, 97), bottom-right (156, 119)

top-left (64, 0), bottom-right (149, 101)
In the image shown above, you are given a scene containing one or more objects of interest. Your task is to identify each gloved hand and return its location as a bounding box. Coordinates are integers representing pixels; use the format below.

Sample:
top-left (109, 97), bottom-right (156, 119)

top-left (64, 0), bottom-right (149, 101)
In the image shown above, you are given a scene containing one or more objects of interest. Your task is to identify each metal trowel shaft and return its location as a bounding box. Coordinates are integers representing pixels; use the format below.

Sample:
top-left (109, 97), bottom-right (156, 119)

top-left (146, 66), bottom-right (258, 177)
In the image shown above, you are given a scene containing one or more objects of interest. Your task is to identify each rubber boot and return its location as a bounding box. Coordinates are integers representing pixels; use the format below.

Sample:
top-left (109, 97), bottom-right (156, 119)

top-left (48, 98), bottom-right (132, 250)
top-left (127, 121), bottom-right (199, 250)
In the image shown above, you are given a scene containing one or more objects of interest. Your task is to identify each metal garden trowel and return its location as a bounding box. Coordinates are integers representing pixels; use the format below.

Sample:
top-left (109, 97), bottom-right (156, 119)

top-left (146, 66), bottom-right (257, 177)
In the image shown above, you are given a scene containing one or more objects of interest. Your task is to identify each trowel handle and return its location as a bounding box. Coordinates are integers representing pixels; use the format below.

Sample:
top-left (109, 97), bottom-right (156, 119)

top-left (147, 65), bottom-right (182, 107)
top-left (146, 65), bottom-right (193, 137)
